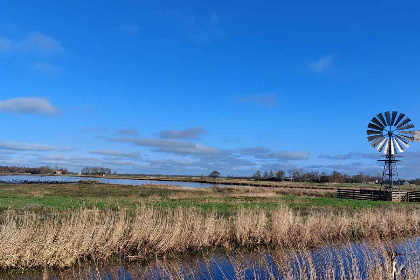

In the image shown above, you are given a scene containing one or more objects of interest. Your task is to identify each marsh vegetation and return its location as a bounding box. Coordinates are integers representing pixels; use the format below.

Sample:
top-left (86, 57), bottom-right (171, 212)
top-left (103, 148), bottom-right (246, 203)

top-left (1, 182), bottom-right (420, 272)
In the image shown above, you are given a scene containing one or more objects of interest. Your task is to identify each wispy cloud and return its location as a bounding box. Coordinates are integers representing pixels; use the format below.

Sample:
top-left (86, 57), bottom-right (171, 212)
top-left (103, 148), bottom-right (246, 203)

top-left (81, 127), bottom-right (108, 134)
top-left (232, 94), bottom-right (277, 107)
top-left (0, 141), bottom-right (56, 151)
top-left (89, 150), bottom-right (141, 159)
top-left (156, 127), bottom-right (206, 140)
top-left (318, 152), bottom-right (379, 160)
top-left (0, 97), bottom-right (59, 115)
top-left (240, 146), bottom-right (309, 160)
top-left (0, 32), bottom-right (64, 52)
top-left (309, 54), bottom-right (334, 73)
top-left (118, 129), bottom-right (138, 136)
top-left (109, 137), bottom-right (220, 156)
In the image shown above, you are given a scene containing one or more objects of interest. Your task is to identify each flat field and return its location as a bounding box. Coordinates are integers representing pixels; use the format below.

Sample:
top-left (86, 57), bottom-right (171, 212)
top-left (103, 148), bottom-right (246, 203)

top-left (0, 182), bottom-right (409, 213)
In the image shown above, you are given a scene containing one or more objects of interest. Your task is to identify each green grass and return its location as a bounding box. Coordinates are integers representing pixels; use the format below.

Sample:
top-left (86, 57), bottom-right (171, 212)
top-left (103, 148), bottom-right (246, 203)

top-left (0, 182), bottom-right (415, 215)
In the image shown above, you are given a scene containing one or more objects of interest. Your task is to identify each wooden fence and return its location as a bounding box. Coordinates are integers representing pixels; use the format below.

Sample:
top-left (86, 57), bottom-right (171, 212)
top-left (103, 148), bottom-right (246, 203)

top-left (338, 189), bottom-right (420, 202)
top-left (406, 191), bottom-right (420, 202)
top-left (337, 189), bottom-right (392, 201)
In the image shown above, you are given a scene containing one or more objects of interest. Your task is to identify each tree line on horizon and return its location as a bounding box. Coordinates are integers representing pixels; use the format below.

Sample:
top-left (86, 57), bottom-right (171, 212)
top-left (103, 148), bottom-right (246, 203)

top-left (0, 165), bottom-right (69, 175)
top-left (252, 169), bottom-right (383, 184)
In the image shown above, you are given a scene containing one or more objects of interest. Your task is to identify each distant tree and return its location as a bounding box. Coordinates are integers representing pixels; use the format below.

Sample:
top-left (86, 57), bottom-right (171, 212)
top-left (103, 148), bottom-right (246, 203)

top-left (81, 167), bottom-right (112, 176)
top-left (253, 170), bottom-right (261, 181)
top-left (208, 171), bottom-right (220, 178)
top-left (275, 170), bottom-right (285, 181)
top-left (263, 171), bottom-right (269, 179)
top-left (331, 171), bottom-right (345, 183)
top-left (268, 170), bottom-right (274, 178)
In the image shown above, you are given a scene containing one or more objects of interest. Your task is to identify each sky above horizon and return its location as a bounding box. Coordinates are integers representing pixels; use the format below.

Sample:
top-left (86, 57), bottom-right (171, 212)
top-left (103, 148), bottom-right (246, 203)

top-left (1, 0), bottom-right (420, 178)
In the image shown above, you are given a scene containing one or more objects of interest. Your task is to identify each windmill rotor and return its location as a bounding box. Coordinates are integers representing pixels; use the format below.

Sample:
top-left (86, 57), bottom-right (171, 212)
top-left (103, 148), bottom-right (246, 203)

top-left (366, 111), bottom-right (420, 191)
top-left (367, 111), bottom-right (416, 155)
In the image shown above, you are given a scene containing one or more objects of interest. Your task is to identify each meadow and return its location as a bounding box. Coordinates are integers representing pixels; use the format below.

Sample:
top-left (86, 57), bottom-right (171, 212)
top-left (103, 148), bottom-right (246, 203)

top-left (1, 181), bottom-right (420, 272)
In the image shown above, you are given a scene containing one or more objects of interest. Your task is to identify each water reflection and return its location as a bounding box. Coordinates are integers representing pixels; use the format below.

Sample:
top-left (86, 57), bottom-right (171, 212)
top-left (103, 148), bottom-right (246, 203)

top-left (6, 238), bottom-right (420, 279)
top-left (0, 175), bottom-right (227, 188)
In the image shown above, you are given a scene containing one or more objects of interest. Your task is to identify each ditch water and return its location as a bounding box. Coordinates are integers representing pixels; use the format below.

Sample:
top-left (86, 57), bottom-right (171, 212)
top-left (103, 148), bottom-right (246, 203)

top-left (0, 175), bottom-right (231, 188)
top-left (5, 238), bottom-right (420, 279)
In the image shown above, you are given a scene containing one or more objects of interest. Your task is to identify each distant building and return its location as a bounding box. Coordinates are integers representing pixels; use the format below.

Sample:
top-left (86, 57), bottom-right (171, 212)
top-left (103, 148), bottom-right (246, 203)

top-left (284, 177), bottom-right (293, 182)
top-left (54, 170), bottom-right (63, 175)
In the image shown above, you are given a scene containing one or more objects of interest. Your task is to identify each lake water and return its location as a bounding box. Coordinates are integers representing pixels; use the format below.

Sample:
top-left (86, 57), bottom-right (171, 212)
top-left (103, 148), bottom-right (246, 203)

top-left (5, 237), bottom-right (420, 279)
top-left (0, 174), bottom-right (229, 188)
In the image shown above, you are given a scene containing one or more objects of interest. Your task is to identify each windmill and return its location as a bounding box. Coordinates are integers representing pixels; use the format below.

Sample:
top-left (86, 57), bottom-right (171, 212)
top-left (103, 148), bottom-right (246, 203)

top-left (367, 111), bottom-right (420, 191)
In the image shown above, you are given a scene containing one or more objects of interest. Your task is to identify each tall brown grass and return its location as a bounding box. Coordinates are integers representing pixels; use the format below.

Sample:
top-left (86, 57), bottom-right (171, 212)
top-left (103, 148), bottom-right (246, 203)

top-left (1, 206), bottom-right (420, 269)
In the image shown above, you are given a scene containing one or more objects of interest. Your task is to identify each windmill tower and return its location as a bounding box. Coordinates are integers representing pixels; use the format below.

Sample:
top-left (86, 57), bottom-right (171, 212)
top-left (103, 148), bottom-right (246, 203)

top-left (367, 111), bottom-right (419, 191)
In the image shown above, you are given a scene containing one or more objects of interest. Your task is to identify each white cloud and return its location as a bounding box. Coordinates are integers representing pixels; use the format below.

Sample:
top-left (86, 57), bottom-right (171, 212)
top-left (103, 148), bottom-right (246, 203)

top-left (89, 150), bottom-right (141, 159)
top-left (0, 32), bottom-right (64, 52)
top-left (0, 141), bottom-right (56, 151)
top-left (0, 97), bottom-right (59, 115)
top-left (157, 127), bottom-right (206, 140)
top-left (309, 54), bottom-right (334, 73)
top-left (240, 146), bottom-right (309, 160)
top-left (118, 129), bottom-right (138, 136)
top-left (109, 137), bottom-right (220, 156)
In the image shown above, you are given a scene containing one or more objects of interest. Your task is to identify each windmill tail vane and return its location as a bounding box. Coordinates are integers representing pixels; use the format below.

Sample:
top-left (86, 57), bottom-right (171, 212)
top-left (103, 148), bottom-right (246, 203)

top-left (367, 111), bottom-right (420, 191)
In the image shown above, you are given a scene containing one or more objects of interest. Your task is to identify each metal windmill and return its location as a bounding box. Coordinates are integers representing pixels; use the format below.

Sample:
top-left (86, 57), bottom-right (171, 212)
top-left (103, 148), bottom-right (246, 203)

top-left (367, 111), bottom-right (420, 191)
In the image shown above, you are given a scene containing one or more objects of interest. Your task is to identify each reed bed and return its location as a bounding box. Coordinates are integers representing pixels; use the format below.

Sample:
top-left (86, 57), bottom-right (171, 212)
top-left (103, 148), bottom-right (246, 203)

top-left (1, 206), bottom-right (420, 269)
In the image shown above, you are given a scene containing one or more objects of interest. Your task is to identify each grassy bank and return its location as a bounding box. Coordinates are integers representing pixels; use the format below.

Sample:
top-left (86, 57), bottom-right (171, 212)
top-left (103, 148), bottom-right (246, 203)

top-left (0, 182), bottom-right (407, 213)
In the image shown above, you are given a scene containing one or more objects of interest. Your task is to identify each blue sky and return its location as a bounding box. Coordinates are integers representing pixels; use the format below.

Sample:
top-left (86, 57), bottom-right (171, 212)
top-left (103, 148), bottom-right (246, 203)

top-left (1, 0), bottom-right (420, 177)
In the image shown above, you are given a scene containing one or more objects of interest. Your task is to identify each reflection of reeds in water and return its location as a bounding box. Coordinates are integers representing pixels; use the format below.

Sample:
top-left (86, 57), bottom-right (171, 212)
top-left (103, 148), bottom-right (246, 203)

top-left (21, 242), bottom-right (420, 279)
top-left (2, 206), bottom-right (420, 270)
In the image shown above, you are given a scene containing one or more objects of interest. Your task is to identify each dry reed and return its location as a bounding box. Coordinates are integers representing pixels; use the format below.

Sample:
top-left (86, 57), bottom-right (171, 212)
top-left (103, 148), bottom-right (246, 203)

top-left (1, 206), bottom-right (420, 269)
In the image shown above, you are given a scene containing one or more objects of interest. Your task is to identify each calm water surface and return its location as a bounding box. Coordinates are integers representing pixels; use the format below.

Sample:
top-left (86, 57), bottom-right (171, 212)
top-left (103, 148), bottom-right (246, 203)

top-left (0, 174), bottom-right (233, 188)
top-left (5, 238), bottom-right (420, 279)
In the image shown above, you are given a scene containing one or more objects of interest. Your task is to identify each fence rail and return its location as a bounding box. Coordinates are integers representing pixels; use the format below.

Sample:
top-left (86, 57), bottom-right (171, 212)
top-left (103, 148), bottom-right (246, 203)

top-left (406, 191), bottom-right (420, 202)
top-left (337, 189), bottom-right (392, 201)
top-left (337, 189), bottom-right (420, 202)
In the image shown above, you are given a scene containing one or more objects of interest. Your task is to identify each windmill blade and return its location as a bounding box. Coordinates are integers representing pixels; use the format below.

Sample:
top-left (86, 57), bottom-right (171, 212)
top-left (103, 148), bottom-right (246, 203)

top-left (390, 139), bottom-right (395, 154)
top-left (378, 138), bottom-right (388, 153)
top-left (390, 111), bottom-right (398, 126)
top-left (367, 134), bottom-right (383, 142)
top-left (384, 111), bottom-right (391, 126)
top-left (377, 113), bottom-right (387, 127)
top-left (371, 117), bottom-right (385, 129)
top-left (396, 117), bottom-right (411, 129)
top-left (371, 136), bottom-right (385, 147)
top-left (394, 138), bottom-right (404, 153)
top-left (397, 134), bottom-right (413, 143)
top-left (409, 130), bottom-right (420, 142)
top-left (368, 123), bottom-right (384, 131)
top-left (398, 123), bottom-right (415, 131)
top-left (396, 136), bottom-right (410, 148)
top-left (400, 130), bottom-right (414, 135)
top-left (394, 113), bottom-right (405, 127)
top-left (382, 139), bottom-right (390, 154)
top-left (367, 129), bottom-right (383, 135)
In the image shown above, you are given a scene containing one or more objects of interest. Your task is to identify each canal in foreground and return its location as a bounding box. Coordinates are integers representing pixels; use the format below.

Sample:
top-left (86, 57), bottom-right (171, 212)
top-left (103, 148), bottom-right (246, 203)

top-left (3, 237), bottom-right (420, 279)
